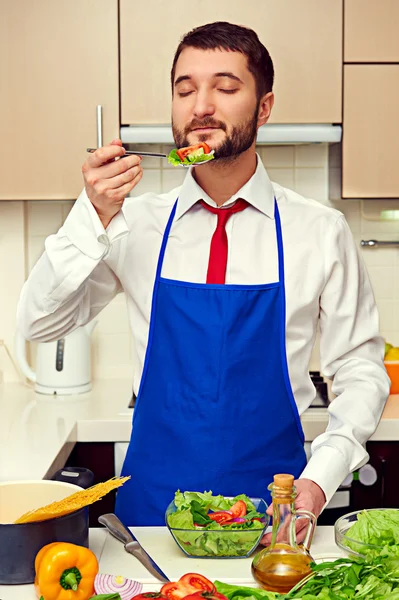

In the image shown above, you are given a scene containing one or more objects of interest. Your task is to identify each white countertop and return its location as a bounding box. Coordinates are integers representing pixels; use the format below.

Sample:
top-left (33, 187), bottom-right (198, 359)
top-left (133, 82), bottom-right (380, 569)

top-left (0, 525), bottom-right (344, 600)
top-left (1, 379), bottom-right (399, 482)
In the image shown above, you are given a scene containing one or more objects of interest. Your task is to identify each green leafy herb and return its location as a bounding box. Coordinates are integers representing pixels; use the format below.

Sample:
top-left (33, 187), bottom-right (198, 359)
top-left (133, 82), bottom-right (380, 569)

top-left (190, 500), bottom-right (212, 525)
top-left (216, 551), bottom-right (399, 599)
top-left (215, 581), bottom-right (279, 600)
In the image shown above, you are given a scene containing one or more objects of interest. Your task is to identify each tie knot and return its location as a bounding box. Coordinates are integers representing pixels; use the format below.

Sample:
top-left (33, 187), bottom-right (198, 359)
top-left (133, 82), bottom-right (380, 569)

top-left (200, 199), bottom-right (248, 225)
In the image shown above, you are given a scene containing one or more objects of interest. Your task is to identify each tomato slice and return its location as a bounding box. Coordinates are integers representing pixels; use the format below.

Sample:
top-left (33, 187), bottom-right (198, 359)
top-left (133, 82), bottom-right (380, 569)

top-left (229, 500), bottom-right (247, 518)
top-left (176, 143), bottom-right (211, 161)
top-left (208, 511), bottom-right (233, 524)
top-left (161, 573), bottom-right (214, 600)
top-left (161, 583), bottom-right (187, 600)
top-left (183, 593), bottom-right (228, 600)
top-left (179, 574), bottom-right (215, 593)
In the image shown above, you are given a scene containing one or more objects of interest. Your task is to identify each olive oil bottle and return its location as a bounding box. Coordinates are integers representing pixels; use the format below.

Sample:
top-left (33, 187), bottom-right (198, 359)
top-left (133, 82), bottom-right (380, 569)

top-left (251, 474), bottom-right (317, 594)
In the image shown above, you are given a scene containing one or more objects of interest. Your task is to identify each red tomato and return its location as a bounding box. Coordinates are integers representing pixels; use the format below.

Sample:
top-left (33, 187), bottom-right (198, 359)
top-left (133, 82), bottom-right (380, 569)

top-left (208, 511), bottom-right (233, 524)
top-left (132, 594), bottom-right (168, 600)
top-left (179, 574), bottom-right (215, 593)
top-left (182, 592), bottom-right (229, 600)
top-left (176, 143), bottom-right (211, 161)
top-left (229, 500), bottom-right (247, 518)
top-left (161, 582), bottom-right (187, 600)
top-left (161, 574), bottom-right (214, 600)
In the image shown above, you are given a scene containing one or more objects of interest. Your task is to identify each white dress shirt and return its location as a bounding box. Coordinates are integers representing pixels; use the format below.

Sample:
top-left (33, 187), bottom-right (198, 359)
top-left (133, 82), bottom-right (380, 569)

top-left (17, 156), bottom-right (390, 503)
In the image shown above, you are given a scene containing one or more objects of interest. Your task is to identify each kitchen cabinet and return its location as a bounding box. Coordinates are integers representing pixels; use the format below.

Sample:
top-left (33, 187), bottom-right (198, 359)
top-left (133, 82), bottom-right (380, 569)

top-left (120, 0), bottom-right (342, 125)
top-left (342, 65), bottom-right (399, 198)
top-left (0, 1), bottom-right (119, 200)
top-left (344, 0), bottom-right (399, 63)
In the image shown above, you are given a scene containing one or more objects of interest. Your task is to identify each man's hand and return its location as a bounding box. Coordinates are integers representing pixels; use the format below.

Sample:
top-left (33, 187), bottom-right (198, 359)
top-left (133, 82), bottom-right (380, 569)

top-left (261, 478), bottom-right (326, 546)
top-left (82, 138), bottom-right (143, 228)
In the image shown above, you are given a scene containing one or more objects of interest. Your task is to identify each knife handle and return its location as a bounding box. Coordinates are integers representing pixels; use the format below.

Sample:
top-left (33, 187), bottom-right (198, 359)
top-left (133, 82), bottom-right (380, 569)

top-left (98, 513), bottom-right (133, 545)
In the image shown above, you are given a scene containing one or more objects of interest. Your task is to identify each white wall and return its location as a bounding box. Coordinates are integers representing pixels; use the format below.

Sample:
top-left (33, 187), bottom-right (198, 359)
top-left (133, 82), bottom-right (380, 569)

top-left (1, 143), bottom-right (398, 382)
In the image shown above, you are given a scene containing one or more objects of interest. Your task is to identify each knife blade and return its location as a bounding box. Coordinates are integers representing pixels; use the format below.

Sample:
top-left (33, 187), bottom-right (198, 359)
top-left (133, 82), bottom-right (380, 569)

top-left (98, 513), bottom-right (170, 583)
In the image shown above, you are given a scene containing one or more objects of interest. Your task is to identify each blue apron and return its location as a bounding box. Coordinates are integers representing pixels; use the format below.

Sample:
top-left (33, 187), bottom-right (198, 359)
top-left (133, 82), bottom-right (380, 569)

top-left (116, 198), bottom-right (307, 526)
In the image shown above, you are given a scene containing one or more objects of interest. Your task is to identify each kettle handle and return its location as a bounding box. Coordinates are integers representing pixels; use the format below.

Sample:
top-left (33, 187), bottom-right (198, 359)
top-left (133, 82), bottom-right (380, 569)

top-left (14, 329), bottom-right (36, 382)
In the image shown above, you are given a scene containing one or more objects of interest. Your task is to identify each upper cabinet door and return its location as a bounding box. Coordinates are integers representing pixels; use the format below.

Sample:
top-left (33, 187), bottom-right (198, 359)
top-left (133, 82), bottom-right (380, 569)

top-left (345, 0), bottom-right (399, 62)
top-left (342, 65), bottom-right (399, 198)
top-left (0, 1), bottom-right (119, 200)
top-left (120, 0), bottom-right (342, 125)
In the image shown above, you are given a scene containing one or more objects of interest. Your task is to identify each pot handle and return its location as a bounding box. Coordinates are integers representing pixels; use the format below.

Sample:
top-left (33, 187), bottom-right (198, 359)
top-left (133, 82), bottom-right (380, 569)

top-left (14, 329), bottom-right (36, 382)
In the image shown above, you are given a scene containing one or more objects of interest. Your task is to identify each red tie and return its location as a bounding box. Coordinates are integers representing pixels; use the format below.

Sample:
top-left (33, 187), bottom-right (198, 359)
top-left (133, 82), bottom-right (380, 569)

top-left (200, 199), bottom-right (248, 284)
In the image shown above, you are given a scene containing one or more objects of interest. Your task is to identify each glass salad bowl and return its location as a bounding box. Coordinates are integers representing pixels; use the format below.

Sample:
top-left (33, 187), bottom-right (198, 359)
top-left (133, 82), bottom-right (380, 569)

top-left (165, 496), bottom-right (269, 558)
top-left (335, 508), bottom-right (399, 558)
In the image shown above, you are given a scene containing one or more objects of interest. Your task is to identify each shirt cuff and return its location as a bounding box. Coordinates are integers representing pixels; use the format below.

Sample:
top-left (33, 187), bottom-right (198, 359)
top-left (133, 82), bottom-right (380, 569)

top-left (299, 445), bottom-right (351, 505)
top-left (63, 189), bottom-right (129, 259)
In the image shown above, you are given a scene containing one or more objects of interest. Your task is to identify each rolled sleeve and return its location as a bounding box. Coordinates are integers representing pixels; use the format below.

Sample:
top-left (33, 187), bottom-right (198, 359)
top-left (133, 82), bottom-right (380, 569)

top-left (63, 189), bottom-right (129, 259)
top-left (301, 215), bottom-right (390, 502)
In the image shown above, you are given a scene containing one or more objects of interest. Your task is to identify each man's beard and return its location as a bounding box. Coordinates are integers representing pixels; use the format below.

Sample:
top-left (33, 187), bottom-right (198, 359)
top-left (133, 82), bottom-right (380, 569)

top-left (172, 107), bottom-right (258, 164)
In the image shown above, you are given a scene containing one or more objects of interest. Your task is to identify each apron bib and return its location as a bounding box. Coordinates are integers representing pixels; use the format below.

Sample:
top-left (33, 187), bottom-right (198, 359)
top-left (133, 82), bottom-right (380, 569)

top-left (116, 199), bottom-right (306, 525)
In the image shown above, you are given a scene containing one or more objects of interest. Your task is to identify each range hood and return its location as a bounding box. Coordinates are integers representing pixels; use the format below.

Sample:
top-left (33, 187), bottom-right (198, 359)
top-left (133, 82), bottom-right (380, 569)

top-left (120, 124), bottom-right (342, 145)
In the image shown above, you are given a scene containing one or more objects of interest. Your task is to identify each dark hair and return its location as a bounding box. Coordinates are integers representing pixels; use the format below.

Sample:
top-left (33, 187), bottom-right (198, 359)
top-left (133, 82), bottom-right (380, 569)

top-left (171, 21), bottom-right (274, 100)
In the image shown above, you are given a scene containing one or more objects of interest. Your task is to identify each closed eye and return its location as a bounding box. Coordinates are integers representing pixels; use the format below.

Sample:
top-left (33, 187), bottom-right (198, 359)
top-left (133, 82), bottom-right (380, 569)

top-left (178, 91), bottom-right (194, 97)
top-left (218, 89), bottom-right (238, 94)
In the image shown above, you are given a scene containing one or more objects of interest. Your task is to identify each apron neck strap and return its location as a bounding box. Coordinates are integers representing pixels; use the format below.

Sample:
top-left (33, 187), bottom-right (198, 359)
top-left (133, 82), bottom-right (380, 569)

top-left (156, 198), bottom-right (285, 285)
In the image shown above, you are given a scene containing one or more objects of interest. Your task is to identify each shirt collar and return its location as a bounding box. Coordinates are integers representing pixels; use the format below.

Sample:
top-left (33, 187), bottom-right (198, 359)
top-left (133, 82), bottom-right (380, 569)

top-left (174, 153), bottom-right (275, 221)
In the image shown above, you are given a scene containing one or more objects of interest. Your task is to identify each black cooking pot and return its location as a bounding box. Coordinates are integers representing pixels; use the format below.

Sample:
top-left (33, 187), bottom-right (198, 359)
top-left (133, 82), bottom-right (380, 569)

top-left (0, 480), bottom-right (89, 584)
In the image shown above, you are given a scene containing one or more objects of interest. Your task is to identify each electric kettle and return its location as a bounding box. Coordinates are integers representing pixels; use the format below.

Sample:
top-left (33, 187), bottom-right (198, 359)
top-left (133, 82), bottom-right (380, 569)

top-left (14, 321), bottom-right (98, 395)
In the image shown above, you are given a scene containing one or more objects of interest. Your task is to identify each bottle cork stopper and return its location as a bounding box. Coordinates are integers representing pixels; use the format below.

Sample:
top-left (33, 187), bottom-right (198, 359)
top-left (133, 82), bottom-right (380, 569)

top-left (273, 473), bottom-right (294, 488)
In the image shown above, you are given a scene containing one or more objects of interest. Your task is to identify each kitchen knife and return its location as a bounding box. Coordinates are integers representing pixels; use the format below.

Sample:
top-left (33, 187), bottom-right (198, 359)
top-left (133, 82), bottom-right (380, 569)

top-left (98, 513), bottom-right (170, 583)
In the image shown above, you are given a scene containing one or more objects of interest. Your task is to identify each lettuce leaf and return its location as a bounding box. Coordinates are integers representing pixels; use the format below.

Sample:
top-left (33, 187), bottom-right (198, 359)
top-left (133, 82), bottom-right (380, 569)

top-left (215, 581), bottom-right (279, 600)
top-left (345, 509), bottom-right (399, 552)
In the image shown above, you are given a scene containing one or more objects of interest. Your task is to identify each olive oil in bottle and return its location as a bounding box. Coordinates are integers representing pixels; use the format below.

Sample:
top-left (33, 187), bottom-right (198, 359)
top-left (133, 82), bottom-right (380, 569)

top-left (251, 474), bottom-right (316, 594)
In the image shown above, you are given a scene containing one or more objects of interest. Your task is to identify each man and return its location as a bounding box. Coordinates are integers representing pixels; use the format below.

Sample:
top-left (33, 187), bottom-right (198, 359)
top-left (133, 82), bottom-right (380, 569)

top-left (17, 22), bottom-right (389, 532)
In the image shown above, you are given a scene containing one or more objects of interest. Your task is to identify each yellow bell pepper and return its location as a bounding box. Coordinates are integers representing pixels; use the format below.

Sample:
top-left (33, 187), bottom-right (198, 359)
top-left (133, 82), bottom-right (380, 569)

top-left (34, 541), bottom-right (99, 600)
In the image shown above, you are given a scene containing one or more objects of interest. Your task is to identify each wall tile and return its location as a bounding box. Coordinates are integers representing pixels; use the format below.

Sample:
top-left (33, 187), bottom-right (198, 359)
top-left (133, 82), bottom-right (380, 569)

top-left (367, 267), bottom-right (395, 301)
top-left (381, 330), bottom-right (399, 346)
top-left (267, 168), bottom-right (295, 189)
top-left (295, 144), bottom-right (328, 167)
top-left (329, 143), bottom-right (342, 169)
top-left (328, 168), bottom-right (342, 201)
top-left (95, 296), bottom-right (130, 335)
top-left (162, 168), bottom-right (187, 192)
top-left (376, 300), bottom-right (396, 333)
top-left (62, 202), bottom-right (74, 221)
top-left (125, 144), bottom-right (163, 170)
top-left (361, 217), bottom-right (399, 235)
top-left (28, 202), bottom-right (63, 236)
top-left (130, 169), bottom-right (162, 196)
top-left (28, 236), bottom-right (46, 272)
top-left (259, 146), bottom-right (294, 168)
top-left (92, 332), bottom-right (132, 379)
top-left (330, 200), bottom-right (361, 234)
top-left (294, 168), bottom-right (328, 203)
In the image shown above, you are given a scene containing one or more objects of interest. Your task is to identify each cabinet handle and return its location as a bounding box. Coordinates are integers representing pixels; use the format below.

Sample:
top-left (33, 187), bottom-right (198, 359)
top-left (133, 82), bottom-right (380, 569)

top-left (360, 240), bottom-right (399, 247)
top-left (96, 105), bottom-right (103, 148)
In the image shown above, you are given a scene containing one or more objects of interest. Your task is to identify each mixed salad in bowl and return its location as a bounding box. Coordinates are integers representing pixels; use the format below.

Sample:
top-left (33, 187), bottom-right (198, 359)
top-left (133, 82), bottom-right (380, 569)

top-left (166, 490), bottom-right (268, 558)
